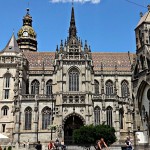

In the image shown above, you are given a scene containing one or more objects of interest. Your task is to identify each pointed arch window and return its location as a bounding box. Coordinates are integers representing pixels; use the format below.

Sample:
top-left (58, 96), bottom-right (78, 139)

top-left (94, 80), bottom-right (99, 95)
top-left (25, 107), bottom-right (32, 130)
top-left (42, 107), bottom-right (51, 130)
top-left (106, 80), bottom-right (113, 96)
top-left (31, 80), bottom-right (40, 94)
top-left (69, 69), bottom-right (79, 91)
top-left (121, 80), bottom-right (129, 97)
top-left (1, 106), bottom-right (9, 116)
top-left (46, 80), bottom-right (52, 95)
top-left (106, 106), bottom-right (113, 127)
top-left (119, 108), bottom-right (124, 129)
top-left (94, 106), bottom-right (100, 125)
top-left (3, 73), bottom-right (11, 99)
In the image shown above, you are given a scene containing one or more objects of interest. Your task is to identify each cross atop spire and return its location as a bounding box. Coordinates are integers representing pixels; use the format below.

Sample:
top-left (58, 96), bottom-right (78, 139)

top-left (69, 5), bottom-right (77, 38)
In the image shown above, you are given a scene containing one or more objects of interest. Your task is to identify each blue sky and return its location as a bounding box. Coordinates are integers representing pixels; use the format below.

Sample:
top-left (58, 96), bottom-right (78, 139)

top-left (0, 0), bottom-right (149, 53)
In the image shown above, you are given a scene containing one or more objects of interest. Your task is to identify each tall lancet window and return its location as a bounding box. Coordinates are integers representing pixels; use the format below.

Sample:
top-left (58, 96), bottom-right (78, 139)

top-left (46, 80), bottom-right (52, 95)
top-left (3, 73), bottom-right (11, 99)
top-left (94, 106), bottom-right (100, 125)
top-left (69, 68), bottom-right (79, 91)
top-left (42, 107), bottom-right (51, 130)
top-left (119, 107), bottom-right (124, 129)
top-left (31, 80), bottom-right (40, 94)
top-left (106, 80), bottom-right (113, 96)
top-left (94, 80), bottom-right (99, 95)
top-left (25, 107), bottom-right (32, 130)
top-left (106, 106), bottom-right (113, 127)
top-left (121, 80), bottom-right (129, 97)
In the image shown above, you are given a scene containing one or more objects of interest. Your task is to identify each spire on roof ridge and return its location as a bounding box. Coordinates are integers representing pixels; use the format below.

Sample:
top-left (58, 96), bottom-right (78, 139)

top-left (69, 5), bottom-right (77, 38)
top-left (2, 33), bottom-right (20, 52)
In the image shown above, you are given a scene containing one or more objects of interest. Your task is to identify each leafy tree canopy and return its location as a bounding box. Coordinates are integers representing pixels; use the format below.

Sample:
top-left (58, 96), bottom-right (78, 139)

top-left (73, 124), bottom-right (117, 147)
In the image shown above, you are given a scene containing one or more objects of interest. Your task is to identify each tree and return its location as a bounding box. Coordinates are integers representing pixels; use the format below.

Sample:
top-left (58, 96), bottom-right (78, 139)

top-left (73, 124), bottom-right (116, 148)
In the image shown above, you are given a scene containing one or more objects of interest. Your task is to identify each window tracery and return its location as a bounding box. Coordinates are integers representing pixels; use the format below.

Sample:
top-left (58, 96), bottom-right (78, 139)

top-left (105, 80), bottom-right (113, 96)
top-left (31, 80), bottom-right (40, 94)
top-left (42, 107), bottom-right (51, 130)
top-left (106, 106), bottom-right (113, 127)
top-left (94, 106), bottom-right (100, 125)
top-left (25, 107), bottom-right (32, 130)
top-left (69, 69), bottom-right (79, 91)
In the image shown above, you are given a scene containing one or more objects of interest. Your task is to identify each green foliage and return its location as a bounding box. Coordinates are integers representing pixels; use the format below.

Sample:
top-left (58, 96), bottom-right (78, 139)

top-left (73, 124), bottom-right (117, 146)
top-left (7, 146), bottom-right (12, 150)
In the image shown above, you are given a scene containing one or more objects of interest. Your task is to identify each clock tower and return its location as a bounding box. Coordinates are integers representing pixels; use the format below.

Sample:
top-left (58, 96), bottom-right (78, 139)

top-left (17, 8), bottom-right (37, 52)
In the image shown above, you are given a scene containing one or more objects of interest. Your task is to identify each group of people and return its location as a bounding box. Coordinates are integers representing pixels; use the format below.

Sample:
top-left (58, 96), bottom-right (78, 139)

top-left (48, 139), bottom-right (66, 150)
top-left (35, 138), bottom-right (66, 150)
top-left (96, 136), bottom-right (132, 150)
top-left (35, 136), bottom-right (132, 150)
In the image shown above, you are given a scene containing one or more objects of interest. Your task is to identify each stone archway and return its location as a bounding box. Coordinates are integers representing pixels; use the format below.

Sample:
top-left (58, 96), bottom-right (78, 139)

top-left (63, 113), bottom-right (85, 144)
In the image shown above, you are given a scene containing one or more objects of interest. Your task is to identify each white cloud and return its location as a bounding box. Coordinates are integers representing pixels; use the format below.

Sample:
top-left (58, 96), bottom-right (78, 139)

top-left (50, 0), bottom-right (101, 4)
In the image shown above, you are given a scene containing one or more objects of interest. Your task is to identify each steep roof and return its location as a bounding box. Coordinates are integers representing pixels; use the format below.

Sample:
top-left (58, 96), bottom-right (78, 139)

top-left (23, 52), bottom-right (55, 70)
top-left (23, 52), bottom-right (135, 72)
top-left (136, 8), bottom-right (150, 28)
top-left (2, 34), bottom-right (20, 52)
top-left (92, 52), bottom-right (135, 71)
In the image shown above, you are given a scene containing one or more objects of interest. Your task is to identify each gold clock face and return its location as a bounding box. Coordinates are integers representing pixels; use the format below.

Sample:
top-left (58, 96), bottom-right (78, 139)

top-left (23, 31), bottom-right (28, 37)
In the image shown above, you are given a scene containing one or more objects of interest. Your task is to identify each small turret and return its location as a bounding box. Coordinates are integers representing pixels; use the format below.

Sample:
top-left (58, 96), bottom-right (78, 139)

top-left (17, 8), bottom-right (37, 52)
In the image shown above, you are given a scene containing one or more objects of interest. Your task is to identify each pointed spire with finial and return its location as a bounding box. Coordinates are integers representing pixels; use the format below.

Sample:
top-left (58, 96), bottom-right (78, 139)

top-left (3, 33), bottom-right (20, 52)
top-left (69, 2), bottom-right (77, 38)
top-left (23, 8), bottom-right (32, 26)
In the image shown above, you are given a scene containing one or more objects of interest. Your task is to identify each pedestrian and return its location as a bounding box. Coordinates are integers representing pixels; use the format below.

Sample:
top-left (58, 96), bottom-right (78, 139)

top-left (48, 141), bottom-right (55, 150)
top-left (27, 140), bottom-right (30, 149)
top-left (54, 138), bottom-right (60, 150)
top-left (23, 141), bottom-right (26, 148)
top-left (97, 138), bottom-right (109, 150)
top-left (60, 139), bottom-right (66, 150)
top-left (35, 141), bottom-right (42, 150)
top-left (125, 136), bottom-right (132, 150)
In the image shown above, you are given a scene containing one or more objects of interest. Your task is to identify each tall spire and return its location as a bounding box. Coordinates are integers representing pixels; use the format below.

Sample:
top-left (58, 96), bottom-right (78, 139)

top-left (69, 5), bottom-right (77, 38)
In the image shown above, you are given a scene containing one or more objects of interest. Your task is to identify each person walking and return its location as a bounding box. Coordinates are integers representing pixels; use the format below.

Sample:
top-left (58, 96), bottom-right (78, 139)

top-left (97, 138), bottom-right (109, 150)
top-left (48, 141), bottom-right (55, 150)
top-left (60, 139), bottom-right (66, 150)
top-left (54, 138), bottom-right (60, 150)
top-left (125, 137), bottom-right (132, 150)
top-left (35, 141), bottom-right (42, 150)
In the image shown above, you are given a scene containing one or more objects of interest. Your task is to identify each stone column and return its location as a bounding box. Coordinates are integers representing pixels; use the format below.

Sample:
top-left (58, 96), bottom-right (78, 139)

top-left (115, 108), bottom-right (120, 141)
top-left (34, 95), bottom-right (39, 143)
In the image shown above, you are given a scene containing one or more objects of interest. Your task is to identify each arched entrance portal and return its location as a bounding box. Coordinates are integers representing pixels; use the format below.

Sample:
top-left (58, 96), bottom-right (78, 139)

top-left (64, 114), bottom-right (84, 144)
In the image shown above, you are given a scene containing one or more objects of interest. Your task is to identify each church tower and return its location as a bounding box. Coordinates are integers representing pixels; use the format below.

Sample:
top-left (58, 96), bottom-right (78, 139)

top-left (53, 5), bottom-right (94, 144)
top-left (17, 8), bottom-right (37, 52)
top-left (132, 5), bottom-right (150, 145)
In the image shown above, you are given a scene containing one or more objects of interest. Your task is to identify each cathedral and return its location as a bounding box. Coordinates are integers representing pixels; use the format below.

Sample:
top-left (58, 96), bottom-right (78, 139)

top-left (0, 4), bottom-right (149, 146)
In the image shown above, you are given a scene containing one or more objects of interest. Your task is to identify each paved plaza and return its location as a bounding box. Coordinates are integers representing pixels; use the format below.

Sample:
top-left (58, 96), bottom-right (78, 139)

top-left (1, 144), bottom-right (150, 150)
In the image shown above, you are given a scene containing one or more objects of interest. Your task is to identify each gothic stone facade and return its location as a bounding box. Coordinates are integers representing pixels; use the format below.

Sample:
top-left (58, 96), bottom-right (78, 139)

top-left (132, 7), bottom-right (150, 145)
top-left (0, 7), bottom-right (135, 144)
